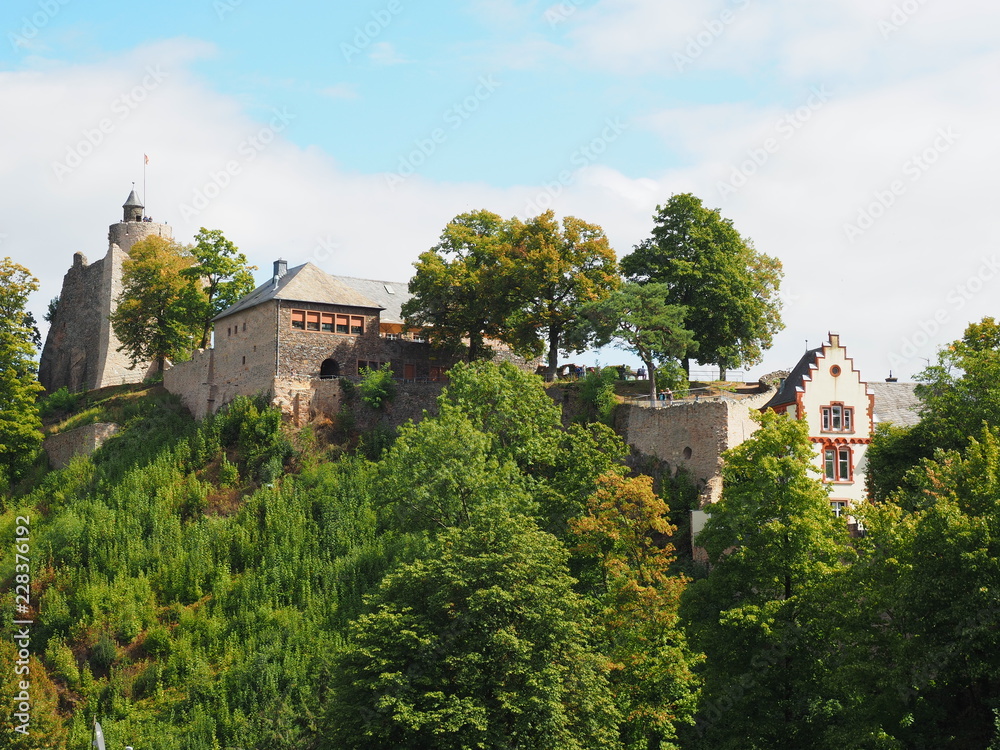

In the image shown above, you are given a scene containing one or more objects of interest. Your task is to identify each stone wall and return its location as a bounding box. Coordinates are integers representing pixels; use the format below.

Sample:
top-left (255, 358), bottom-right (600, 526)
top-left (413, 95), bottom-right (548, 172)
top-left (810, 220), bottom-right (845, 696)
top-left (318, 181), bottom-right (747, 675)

top-left (39, 252), bottom-right (105, 393)
top-left (43, 422), bottom-right (119, 469)
top-left (614, 387), bottom-right (774, 507)
top-left (164, 349), bottom-right (215, 421)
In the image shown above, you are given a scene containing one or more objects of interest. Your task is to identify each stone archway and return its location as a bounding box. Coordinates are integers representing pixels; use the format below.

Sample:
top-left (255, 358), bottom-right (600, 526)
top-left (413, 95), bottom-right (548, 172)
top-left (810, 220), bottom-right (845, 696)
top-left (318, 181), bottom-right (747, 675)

top-left (320, 358), bottom-right (340, 379)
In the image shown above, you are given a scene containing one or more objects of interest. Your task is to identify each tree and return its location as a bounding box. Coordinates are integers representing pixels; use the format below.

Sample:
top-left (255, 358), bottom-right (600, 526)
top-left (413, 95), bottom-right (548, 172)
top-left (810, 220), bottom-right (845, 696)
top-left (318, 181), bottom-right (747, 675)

top-left (182, 228), bottom-right (256, 348)
top-left (681, 411), bottom-right (853, 749)
top-left (571, 474), bottom-right (702, 749)
top-left (868, 317), bottom-right (1000, 502)
top-left (110, 235), bottom-right (202, 373)
top-left (402, 210), bottom-right (516, 361)
top-left (505, 211), bottom-right (620, 380)
top-left (0, 258), bottom-right (44, 485)
top-left (326, 514), bottom-right (622, 749)
top-left (621, 193), bottom-right (783, 379)
top-left (578, 282), bottom-right (695, 401)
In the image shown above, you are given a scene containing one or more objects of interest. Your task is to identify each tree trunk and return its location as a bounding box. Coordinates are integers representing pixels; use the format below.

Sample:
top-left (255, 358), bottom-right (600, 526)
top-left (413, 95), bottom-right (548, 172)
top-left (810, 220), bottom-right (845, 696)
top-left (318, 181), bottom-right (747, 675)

top-left (682, 357), bottom-right (691, 379)
top-left (719, 365), bottom-right (727, 381)
top-left (645, 358), bottom-right (658, 404)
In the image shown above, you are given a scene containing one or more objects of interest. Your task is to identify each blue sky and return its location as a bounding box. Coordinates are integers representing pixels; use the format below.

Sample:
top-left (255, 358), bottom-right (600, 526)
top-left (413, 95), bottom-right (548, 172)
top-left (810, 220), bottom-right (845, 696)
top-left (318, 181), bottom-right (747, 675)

top-left (2, 0), bottom-right (998, 379)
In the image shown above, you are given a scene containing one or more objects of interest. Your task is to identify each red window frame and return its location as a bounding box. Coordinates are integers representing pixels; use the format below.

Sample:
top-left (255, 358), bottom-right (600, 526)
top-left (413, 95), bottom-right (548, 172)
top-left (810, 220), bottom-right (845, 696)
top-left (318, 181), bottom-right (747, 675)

top-left (821, 403), bottom-right (854, 433)
top-left (823, 445), bottom-right (853, 483)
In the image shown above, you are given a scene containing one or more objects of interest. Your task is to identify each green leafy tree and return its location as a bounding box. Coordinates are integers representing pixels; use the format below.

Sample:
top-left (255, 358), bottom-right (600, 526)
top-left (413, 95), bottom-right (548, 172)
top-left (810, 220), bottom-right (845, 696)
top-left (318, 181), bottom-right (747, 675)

top-left (0, 258), bottom-right (44, 485)
top-left (110, 235), bottom-right (202, 372)
top-left (621, 193), bottom-right (783, 378)
top-left (868, 317), bottom-right (1000, 502)
top-left (572, 473), bottom-right (702, 749)
top-left (505, 211), bottom-right (620, 380)
top-left (326, 514), bottom-right (622, 749)
top-left (358, 363), bottom-right (397, 411)
top-left (682, 411), bottom-right (853, 749)
top-left (844, 429), bottom-right (1000, 748)
top-left (403, 210), bottom-right (517, 361)
top-left (578, 282), bottom-right (696, 401)
top-left (182, 228), bottom-right (257, 348)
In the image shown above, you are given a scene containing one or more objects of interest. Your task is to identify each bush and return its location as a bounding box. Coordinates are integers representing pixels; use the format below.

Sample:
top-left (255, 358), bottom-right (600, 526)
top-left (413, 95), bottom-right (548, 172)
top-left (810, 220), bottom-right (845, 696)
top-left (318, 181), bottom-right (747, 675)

top-left (358, 364), bottom-right (397, 411)
top-left (655, 360), bottom-right (689, 393)
top-left (39, 386), bottom-right (84, 417)
top-left (579, 367), bottom-right (618, 425)
top-left (90, 633), bottom-right (118, 671)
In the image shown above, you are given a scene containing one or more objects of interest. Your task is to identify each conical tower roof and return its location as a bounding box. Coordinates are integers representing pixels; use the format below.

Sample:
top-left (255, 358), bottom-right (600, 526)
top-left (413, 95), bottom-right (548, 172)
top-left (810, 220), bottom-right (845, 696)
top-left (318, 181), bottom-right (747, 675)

top-left (123, 188), bottom-right (144, 209)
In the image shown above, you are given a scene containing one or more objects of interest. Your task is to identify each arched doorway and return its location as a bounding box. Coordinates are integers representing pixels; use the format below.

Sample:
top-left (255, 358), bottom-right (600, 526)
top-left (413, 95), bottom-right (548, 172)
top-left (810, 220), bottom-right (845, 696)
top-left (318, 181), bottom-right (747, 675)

top-left (320, 358), bottom-right (340, 379)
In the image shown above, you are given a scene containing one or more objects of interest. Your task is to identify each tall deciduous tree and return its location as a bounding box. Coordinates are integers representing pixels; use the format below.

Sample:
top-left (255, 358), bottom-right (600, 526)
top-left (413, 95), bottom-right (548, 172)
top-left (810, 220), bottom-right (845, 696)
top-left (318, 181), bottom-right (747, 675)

top-left (110, 236), bottom-right (202, 373)
top-left (402, 210), bottom-right (516, 361)
top-left (577, 282), bottom-right (695, 402)
top-left (326, 514), bottom-right (622, 749)
top-left (681, 411), bottom-right (853, 749)
top-left (621, 193), bottom-right (783, 378)
top-left (0, 258), bottom-right (44, 485)
top-left (572, 474), bottom-right (702, 749)
top-left (182, 228), bottom-right (256, 348)
top-left (505, 211), bottom-right (620, 380)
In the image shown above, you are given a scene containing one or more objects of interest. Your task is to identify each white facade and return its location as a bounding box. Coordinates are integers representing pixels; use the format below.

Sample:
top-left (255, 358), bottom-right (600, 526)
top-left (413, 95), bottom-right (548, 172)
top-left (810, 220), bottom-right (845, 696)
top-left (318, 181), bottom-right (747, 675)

top-left (763, 333), bottom-right (875, 512)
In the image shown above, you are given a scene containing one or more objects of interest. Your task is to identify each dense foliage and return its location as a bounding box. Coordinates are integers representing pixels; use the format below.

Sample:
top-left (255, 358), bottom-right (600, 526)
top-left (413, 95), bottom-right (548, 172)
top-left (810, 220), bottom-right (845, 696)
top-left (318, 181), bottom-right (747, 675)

top-left (0, 258), bottom-right (44, 488)
top-left (6, 316), bottom-right (1000, 748)
top-left (621, 193), bottom-right (783, 378)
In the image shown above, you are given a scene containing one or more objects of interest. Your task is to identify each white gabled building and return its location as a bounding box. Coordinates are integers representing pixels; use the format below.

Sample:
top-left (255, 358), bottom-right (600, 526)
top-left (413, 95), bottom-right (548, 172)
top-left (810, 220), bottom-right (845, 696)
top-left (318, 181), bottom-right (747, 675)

top-left (761, 332), bottom-right (875, 518)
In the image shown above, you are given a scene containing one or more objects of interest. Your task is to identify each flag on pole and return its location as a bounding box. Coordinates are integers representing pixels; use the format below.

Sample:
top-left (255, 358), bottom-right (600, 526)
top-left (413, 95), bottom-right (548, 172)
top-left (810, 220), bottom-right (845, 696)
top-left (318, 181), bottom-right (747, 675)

top-left (93, 720), bottom-right (106, 750)
top-left (144, 154), bottom-right (149, 165)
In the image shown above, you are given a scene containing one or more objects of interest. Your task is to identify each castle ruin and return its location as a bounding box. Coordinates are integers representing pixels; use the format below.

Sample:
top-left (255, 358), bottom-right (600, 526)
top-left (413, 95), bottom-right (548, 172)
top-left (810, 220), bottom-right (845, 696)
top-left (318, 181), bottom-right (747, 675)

top-left (39, 189), bottom-right (170, 392)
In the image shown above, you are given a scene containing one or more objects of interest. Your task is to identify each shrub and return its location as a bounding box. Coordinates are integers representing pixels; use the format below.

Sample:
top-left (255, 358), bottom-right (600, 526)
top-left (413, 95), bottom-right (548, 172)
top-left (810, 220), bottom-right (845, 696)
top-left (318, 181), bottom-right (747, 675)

top-left (579, 367), bottom-right (618, 425)
top-left (39, 386), bottom-right (84, 417)
top-left (358, 364), bottom-right (397, 411)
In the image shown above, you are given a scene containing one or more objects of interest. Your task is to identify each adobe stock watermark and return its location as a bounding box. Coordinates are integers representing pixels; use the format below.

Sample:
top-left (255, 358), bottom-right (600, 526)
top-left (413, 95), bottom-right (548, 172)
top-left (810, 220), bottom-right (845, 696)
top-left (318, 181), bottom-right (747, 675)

top-left (843, 127), bottom-right (959, 244)
top-left (178, 107), bottom-right (295, 220)
top-left (543, 0), bottom-right (585, 27)
top-left (878, 0), bottom-right (930, 39)
top-left (385, 75), bottom-right (502, 191)
top-left (886, 253), bottom-right (1000, 371)
top-left (523, 117), bottom-right (629, 216)
top-left (8, 0), bottom-right (71, 50)
top-left (717, 85), bottom-right (832, 199)
top-left (214, 0), bottom-right (243, 21)
top-left (310, 234), bottom-right (341, 269)
top-left (674, 0), bottom-right (752, 72)
top-left (341, 0), bottom-right (403, 63)
top-left (50, 66), bottom-right (169, 183)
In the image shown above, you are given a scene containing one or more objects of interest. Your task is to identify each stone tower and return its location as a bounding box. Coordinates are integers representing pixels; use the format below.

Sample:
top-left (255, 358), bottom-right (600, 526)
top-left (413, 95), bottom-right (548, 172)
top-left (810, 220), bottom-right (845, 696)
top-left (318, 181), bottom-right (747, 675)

top-left (39, 188), bottom-right (174, 392)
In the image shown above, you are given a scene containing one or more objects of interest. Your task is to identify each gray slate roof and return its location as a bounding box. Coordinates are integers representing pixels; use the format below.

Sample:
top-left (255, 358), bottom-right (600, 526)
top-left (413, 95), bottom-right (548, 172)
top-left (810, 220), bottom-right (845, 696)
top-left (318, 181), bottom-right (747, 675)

top-left (333, 275), bottom-right (411, 326)
top-left (215, 262), bottom-right (384, 321)
top-left (869, 382), bottom-right (922, 427)
top-left (123, 188), bottom-right (143, 208)
top-left (762, 347), bottom-right (823, 411)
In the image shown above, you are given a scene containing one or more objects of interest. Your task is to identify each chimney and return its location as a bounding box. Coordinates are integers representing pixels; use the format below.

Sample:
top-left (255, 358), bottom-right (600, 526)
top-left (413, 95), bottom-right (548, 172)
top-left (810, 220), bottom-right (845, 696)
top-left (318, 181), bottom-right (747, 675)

top-left (273, 259), bottom-right (287, 285)
top-left (885, 370), bottom-right (898, 383)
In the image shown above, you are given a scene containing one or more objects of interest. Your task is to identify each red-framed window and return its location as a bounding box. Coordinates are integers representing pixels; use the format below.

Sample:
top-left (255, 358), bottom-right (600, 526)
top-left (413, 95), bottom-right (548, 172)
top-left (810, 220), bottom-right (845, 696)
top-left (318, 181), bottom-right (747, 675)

top-left (821, 403), bottom-right (853, 432)
top-left (823, 445), bottom-right (853, 482)
top-left (290, 309), bottom-right (365, 335)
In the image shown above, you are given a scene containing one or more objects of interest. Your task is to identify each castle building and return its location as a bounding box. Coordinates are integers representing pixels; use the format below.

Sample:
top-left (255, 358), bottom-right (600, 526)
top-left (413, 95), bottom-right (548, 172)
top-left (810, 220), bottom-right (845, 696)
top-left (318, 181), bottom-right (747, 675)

top-left (761, 332), bottom-right (875, 516)
top-left (39, 189), bottom-right (170, 392)
top-left (164, 260), bottom-right (468, 421)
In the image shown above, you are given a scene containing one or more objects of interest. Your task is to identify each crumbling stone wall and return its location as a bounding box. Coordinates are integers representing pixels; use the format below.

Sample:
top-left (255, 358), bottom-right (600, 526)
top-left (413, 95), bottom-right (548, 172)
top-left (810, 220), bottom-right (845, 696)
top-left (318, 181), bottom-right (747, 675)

top-left (43, 422), bottom-right (119, 469)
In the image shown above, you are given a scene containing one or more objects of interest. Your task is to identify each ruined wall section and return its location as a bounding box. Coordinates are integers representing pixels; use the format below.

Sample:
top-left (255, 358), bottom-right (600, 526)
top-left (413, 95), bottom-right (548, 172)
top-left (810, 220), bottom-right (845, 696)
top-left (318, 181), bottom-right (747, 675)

top-left (43, 422), bottom-right (119, 469)
top-left (39, 252), bottom-right (106, 393)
